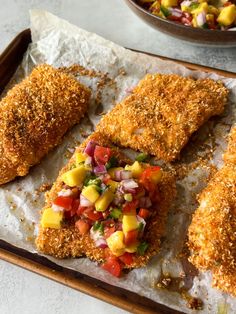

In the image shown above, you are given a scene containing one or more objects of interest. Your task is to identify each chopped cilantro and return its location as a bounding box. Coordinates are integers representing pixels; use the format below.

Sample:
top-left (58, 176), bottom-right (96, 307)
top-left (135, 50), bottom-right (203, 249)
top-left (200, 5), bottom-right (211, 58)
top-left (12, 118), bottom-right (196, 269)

top-left (138, 222), bottom-right (144, 232)
top-left (160, 5), bottom-right (170, 17)
top-left (109, 208), bottom-right (122, 219)
top-left (135, 152), bottom-right (150, 162)
top-left (106, 156), bottom-right (118, 169)
top-left (189, 2), bottom-right (199, 9)
top-left (137, 241), bottom-right (149, 255)
top-left (93, 221), bottom-right (104, 234)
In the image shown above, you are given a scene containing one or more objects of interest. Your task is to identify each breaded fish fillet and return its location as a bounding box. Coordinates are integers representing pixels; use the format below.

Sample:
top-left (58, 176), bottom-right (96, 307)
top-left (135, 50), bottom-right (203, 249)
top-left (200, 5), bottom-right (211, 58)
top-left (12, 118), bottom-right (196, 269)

top-left (97, 74), bottom-right (228, 162)
top-left (188, 126), bottom-right (236, 296)
top-left (0, 64), bottom-right (91, 185)
top-left (36, 132), bottom-right (176, 268)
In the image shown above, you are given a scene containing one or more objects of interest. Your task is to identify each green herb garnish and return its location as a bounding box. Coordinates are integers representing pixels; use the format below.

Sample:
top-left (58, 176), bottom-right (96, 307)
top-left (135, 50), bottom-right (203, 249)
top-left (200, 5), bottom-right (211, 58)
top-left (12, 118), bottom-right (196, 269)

top-left (138, 222), bottom-right (144, 232)
top-left (135, 152), bottom-right (150, 162)
top-left (137, 241), bottom-right (149, 255)
top-left (109, 208), bottom-right (122, 219)
top-left (106, 156), bottom-right (118, 169)
top-left (93, 221), bottom-right (104, 235)
top-left (189, 2), bottom-right (199, 9)
top-left (160, 5), bottom-right (170, 17)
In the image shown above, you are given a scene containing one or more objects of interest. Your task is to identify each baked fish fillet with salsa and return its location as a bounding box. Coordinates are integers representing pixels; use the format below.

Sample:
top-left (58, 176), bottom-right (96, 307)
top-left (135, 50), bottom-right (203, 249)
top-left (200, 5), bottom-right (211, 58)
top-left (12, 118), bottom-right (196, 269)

top-left (97, 73), bottom-right (228, 162)
top-left (188, 125), bottom-right (236, 296)
top-left (36, 133), bottom-right (176, 277)
top-left (0, 64), bottom-right (91, 185)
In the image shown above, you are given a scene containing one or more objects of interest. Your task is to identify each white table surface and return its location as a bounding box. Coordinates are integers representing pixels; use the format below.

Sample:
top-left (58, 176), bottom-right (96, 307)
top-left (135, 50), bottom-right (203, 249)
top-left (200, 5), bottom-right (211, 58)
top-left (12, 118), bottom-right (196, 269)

top-left (0, 1), bottom-right (235, 314)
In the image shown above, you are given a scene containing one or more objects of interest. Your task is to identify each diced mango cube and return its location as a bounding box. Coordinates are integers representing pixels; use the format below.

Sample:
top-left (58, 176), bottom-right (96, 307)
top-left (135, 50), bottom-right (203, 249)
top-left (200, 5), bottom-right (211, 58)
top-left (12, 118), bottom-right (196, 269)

top-left (217, 5), bottom-right (236, 26)
top-left (108, 167), bottom-right (123, 180)
top-left (75, 152), bottom-right (87, 166)
top-left (192, 2), bottom-right (208, 15)
top-left (122, 215), bottom-right (139, 233)
top-left (106, 179), bottom-right (119, 193)
top-left (81, 185), bottom-right (100, 203)
top-left (125, 242), bottom-right (139, 253)
top-left (125, 161), bottom-right (143, 178)
top-left (41, 207), bottom-right (63, 229)
top-left (61, 166), bottom-right (87, 187)
top-left (95, 188), bottom-right (114, 212)
top-left (161, 0), bottom-right (178, 7)
top-left (150, 169), bottom-right (162, 184)
top-left (208, 5), bottom-right (219, 16)
top-left (107, 231), bottom-right (125, 257)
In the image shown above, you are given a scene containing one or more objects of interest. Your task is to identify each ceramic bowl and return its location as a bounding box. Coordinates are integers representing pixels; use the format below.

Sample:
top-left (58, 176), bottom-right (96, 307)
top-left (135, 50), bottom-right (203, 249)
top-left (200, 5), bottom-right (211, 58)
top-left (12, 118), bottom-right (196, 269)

top-left (124, 0), bottom-right (236, 47)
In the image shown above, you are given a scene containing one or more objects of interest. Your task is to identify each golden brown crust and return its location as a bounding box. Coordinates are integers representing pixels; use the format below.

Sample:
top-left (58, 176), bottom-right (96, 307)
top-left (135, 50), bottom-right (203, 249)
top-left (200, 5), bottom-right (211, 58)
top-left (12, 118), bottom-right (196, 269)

top-left (224, 125), bottom-right (236, 165)
top-left (0, 64), bottom-right (91, 185)
top-left (36, 132), bottom-right (176, 268)
top-left (97, 74), bottom-right (228, 162)
top-left (188, 164), bottom-right (236, 296)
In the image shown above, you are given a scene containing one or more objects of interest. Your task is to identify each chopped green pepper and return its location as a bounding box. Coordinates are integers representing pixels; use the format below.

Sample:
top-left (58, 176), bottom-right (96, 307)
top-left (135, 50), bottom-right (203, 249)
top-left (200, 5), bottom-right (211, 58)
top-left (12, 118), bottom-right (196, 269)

top-left (135, 152), bottom-right (150, 162)
top-left (109, 208), bottom-right (122, 219)
top-left (93, 221), bottom-right (104, 234)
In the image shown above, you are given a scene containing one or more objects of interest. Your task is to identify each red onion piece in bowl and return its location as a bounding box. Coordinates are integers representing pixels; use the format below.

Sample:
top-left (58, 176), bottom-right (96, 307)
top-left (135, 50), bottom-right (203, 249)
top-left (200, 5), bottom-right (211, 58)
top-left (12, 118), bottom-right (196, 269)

top-left (84, 141), bottom-right (97, 157)
top-left (94, 164), bottom-right (107, 175)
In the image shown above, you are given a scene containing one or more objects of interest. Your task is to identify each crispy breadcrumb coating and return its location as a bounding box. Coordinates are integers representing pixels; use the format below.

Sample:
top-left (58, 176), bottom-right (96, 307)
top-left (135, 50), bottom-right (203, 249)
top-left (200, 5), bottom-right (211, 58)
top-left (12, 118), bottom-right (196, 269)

top-left (188, 126), bottom-right (236, 296)
top-left (36, 132), bottom-right (176, 269)
top-left (0, 64), bottom-right (91, 185)
top-left (97, 74), bottom-right (228, 162)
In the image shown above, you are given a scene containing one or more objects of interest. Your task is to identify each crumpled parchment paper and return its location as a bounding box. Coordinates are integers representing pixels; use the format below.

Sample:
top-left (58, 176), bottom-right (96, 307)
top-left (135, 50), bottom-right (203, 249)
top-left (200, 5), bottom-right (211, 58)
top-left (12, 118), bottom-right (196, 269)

top-left (0, 9), bottom-right (236, 314)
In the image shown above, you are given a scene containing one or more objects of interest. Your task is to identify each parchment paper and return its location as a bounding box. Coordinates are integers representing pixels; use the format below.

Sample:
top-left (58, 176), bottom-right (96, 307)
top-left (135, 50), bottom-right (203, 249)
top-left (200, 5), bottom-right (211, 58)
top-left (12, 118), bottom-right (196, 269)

top-left (0, 10), bottom-right (236, 313)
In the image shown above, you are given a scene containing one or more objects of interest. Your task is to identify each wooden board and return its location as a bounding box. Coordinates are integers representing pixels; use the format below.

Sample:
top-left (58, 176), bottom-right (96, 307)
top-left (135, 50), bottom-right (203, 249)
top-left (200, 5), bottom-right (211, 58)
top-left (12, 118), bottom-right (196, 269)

top-left (0, 28), bottom-right (235, 314)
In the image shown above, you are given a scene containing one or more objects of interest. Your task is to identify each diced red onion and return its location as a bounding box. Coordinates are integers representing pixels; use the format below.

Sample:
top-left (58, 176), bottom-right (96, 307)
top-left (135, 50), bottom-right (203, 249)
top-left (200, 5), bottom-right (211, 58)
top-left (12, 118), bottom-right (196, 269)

top-left (95, 238), bottom-right (108, 248)
top-left (180, 0), bottom-right (191, 7)
top-left (196, 12), bottom-right (206, 27)
top-left (90, 227), bottom-right (104, 241)
top-left (116, 222), bottom-right (123, 231)
top-left (139, 196), bottom-right (152, 208)
top-left (115, 170), bottom-right (132, 181)
top-left (80, 194), bottom-right (93, 207)
top-left (94, 165), bottom-right (107, 175)
top-left (122, 179), bottom-right (139, 190)
top-left (84, 141), bottom-right (97, 157)
top-left (85, 156), bottom-right (92, 167)
top-left (113, 191), bottom-right (125, 206)
top-left (169, 8), bottom-right (183, 17)
top-left (137, 215), bottom-right (146, 234)
top-left (58, 189), bottom-right (73, 197)
top-left (52, 203), bottom-right (64, 212)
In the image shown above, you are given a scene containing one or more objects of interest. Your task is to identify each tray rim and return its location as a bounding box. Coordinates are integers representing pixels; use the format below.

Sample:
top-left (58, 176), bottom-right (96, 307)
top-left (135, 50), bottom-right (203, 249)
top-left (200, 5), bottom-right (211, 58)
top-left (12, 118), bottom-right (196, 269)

top-left (0, 28), bottom-right (236, 314)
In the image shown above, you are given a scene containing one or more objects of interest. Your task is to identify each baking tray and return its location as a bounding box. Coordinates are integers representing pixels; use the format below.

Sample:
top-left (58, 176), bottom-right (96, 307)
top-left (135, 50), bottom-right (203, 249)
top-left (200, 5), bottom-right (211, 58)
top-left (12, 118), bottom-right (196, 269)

top-left (0, 29), bottom-right (236, 314)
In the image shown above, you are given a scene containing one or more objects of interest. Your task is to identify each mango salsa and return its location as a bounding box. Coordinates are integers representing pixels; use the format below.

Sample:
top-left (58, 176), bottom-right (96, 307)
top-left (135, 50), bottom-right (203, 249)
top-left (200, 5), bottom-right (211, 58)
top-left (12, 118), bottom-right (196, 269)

top-left (106, 231), bottom-right (125, 256)
top-left (61, 166), bottom-right (87, 187)
top-left (123, 215), bottom-right (139, 233)
top-left (82, 185), bottom-right (100, 203)
top-left (41, 207), bottom-right (63, 229)
top-left (95, 188), bottom-right (114, 212)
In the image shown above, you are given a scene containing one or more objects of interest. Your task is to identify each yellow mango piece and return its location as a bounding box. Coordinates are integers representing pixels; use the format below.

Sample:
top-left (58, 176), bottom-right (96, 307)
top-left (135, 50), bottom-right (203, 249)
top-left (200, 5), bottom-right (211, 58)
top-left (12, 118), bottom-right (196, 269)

top-left (125, 242), bottom-right (139, 253)
top-left (122, 215), bottom-right (139, 233)
top-left (181, 4), bottom-right (191, 13)
top-left (107, 231), bottom-right (125, 257)
top-left (61, 166), bottom-right (87, 187)
top-left (81, 185), bottom-right (100, 203)
top-left (208, 5), bottom-right (219, 16)
top-left (150, 169), bottom-right (162, 184)
top-left (206, 13), bottom-right (214, 24)
top-left (161, 0), bottom-right (178, 7)
top-left (106, 179), bottom-right (119, 193)
top-left (108, 167), bottom-right (123, 180)
top-left (75, 152), bottom-right (87, 166)
top-left (125, 161), bottom-right (143, 178)
top-left (95, 188), bottom-right (114, 212)
top-left (217, 5), bottom-right (236, 26)
top-left (192, 2), bottom-right (208, 15)
top-left (41, 207), bottom-right (63, 229)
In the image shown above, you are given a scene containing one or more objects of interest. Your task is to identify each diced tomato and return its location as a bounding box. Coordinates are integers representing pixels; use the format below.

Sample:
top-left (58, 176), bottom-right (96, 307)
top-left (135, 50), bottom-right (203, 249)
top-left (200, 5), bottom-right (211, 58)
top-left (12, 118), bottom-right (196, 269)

top-left (77, 205), bottom-right (87, 216)
top-left (138, 208), bottom-right (150, 219)
top-left (83, 207), bottom-right (103, 221)
top-left (102, 209), bottom-right (110, 220)
top-left (64, 199), bottom-right (80, 219)
top-left (140, 166), bottom-right (161, 183)
top-left (119, 252), bottom-right (134, 266)
top-left (94, 146), bottom-right (112, 165)
top-left (223, 1), bottom-right (232, 6)
top-left (104, 225), bottom-right (116, 239)
top-left (75, 219), bottom-right (90, 235)
top-left (122, 199), bottom-right (138, 215)
top-left (102, 174), bottom-right (111, 184)
top-left (101, 257), bottom-right (122, 277)
top-left (53, 196), bottom-right (74, 210)
top-left (124, 230), bottom-right (138, 246)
